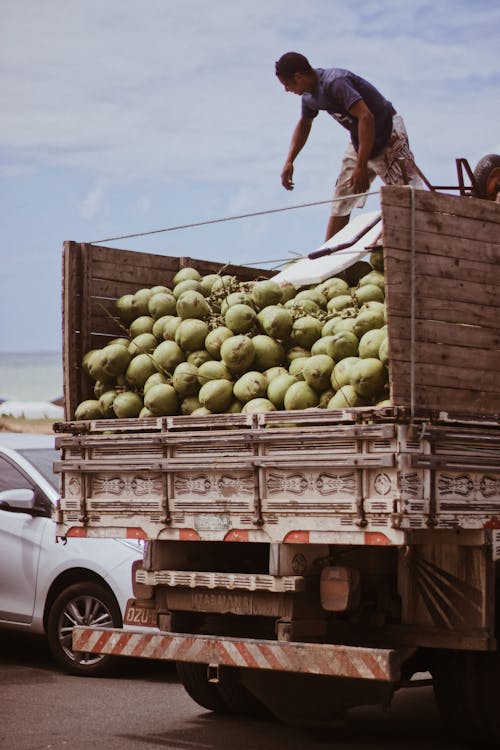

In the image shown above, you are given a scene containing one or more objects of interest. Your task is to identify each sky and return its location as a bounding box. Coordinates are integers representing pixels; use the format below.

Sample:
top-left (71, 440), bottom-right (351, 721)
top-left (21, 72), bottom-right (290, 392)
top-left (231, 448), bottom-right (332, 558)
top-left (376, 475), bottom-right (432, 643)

top-left (1, 0), bottom-right (499, 353)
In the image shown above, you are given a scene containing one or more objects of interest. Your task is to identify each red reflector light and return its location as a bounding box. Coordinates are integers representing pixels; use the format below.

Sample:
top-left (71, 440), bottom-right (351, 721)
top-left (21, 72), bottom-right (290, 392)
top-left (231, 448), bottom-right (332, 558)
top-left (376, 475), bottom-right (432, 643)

top-left (224, 529), bottom-right (249, 542)
top-left (363, 532), bottom-right (391, 546)
top-left (283, 530), bottom-right (310, 543)
top-left (66, 527), bottom-right (87, 537)
top-left (126, 528), bottom-right (147, 539)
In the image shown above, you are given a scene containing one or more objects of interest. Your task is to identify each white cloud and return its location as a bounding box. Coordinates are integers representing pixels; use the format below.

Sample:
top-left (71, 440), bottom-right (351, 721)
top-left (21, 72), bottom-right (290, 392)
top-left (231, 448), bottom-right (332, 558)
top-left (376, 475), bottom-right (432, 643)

top-left (80, 181), bottom-right (106, 220)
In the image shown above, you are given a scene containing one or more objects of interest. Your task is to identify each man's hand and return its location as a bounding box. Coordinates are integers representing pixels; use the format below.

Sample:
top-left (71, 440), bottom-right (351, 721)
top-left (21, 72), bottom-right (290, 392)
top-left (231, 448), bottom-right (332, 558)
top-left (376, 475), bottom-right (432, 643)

top-left (350, 161), bottom-right (370, 194)
top-left (281, 161), bottom-right (295, 190)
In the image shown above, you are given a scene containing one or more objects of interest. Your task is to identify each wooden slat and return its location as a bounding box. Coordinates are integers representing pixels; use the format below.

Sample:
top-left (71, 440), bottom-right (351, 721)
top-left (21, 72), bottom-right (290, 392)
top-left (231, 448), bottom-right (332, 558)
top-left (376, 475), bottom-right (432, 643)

top-left (386, 292), bottom-right (499, 330)
top-left (389, 358), bottom-right (499, 393)
top-left (388, 318), bottom-right (500, 351)
top-left (384, 246), bottom-right (500, 287)
top-left (389, 336), bottom-right (500, 376)
top-left (389, 381), bottom-right (500, 417)
top-left (381, 185), bottom-right (500, 225)
top-left (382, 227), bottom-right (500, 265)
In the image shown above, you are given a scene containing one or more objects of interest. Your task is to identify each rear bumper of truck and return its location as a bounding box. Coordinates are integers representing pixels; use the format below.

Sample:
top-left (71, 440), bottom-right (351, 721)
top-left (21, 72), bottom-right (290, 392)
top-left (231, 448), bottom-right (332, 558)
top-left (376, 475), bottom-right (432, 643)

top-left (73, 626), bottom-right (400, 681)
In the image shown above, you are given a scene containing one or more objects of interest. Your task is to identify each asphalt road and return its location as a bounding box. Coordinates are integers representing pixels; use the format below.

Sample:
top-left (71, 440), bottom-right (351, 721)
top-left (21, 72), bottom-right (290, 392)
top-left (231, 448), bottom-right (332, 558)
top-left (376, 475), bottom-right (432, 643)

top-left (0, 632), bottom-right (465, 750)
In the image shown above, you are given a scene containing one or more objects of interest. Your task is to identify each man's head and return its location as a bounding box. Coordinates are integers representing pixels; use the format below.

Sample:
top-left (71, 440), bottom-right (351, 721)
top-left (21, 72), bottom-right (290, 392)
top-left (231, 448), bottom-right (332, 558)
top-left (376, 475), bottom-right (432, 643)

top-left (275, 52), bottom-right (316, 95)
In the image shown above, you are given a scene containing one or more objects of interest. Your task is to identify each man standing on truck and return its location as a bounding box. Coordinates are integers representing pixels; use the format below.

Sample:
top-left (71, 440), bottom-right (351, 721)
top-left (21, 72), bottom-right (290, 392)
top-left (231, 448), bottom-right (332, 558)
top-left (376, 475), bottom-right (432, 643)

top-left (275, 52), bottom-right (423, 240)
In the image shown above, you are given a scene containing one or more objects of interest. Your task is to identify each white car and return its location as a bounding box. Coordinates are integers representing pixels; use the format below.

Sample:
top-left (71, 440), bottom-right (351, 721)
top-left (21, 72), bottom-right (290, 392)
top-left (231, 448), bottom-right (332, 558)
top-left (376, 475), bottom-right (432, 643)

top-left (0, 432), bottom-right (143, 676)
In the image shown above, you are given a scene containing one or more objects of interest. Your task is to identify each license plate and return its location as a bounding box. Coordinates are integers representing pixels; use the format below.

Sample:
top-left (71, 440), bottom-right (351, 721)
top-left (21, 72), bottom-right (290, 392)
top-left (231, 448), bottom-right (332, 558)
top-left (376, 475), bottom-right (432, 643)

top-left (124, 599), bottom-right (158, 628)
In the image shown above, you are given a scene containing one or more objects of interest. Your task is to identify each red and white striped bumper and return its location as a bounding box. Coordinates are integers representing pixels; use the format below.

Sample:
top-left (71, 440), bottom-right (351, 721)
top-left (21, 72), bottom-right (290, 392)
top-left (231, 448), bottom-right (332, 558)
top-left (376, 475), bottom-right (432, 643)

top-left (73, 627), bottom-right (400, 682)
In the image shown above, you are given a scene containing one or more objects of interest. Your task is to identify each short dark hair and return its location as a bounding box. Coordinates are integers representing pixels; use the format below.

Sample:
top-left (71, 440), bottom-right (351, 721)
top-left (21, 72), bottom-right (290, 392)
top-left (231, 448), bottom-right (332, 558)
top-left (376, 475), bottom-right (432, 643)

top-left (275, 52), bottom-right (313, 79)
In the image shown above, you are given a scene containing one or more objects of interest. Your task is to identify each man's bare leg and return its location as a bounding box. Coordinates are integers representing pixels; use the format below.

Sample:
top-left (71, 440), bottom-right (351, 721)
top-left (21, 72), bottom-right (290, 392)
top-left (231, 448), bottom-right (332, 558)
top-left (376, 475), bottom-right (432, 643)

top-left (325, 213), bottom-right (350, 241)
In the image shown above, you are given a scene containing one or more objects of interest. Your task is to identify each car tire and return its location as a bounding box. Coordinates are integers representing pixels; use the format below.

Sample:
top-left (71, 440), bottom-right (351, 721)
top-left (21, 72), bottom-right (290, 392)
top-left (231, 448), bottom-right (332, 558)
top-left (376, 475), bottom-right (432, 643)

top-left (47, 580), bottom-right (122, 677)
top-left (472, 153), bottom-right (500, 200)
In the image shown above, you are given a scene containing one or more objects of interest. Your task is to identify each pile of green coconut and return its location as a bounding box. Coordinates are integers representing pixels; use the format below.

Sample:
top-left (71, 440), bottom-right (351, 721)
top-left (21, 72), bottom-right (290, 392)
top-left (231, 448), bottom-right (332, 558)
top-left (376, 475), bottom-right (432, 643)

top-left (75, 249), bottom-right (390, 420)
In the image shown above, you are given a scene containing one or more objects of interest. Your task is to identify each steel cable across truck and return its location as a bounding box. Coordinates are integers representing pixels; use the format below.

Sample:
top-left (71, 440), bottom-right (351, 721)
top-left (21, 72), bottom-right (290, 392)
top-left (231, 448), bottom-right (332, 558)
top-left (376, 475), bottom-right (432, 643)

top-left (54, 179), bottom-right (500, 744)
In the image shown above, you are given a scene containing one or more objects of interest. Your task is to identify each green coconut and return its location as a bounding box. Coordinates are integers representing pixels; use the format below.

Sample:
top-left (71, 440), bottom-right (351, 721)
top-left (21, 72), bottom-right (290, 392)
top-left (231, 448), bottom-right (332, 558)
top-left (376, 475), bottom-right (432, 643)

top-left (180, 396), bottom-right (202, 415)
top-left (224, 303), bottom-right (257, 334)
top-left (131, 288), bottom-right (153, 317)
top-left (242, 398), bottom-right (276, 414)
top-left (115, 294), bottom-right (136, 325)
top-left (264, 366), bottom-right (289, 382)
top-left (320, 277), bottom-right (350, 300)
top-left (128, 333), bottom-right (158, 357)
top-left (172, 267), bottom-right (201, 285)
top-left (109, 337), bottom-right (130, 348)
top-left (319, 388), bottom-right (335, 408)
top-left (286, 346), bottom-right (310, 363)
top-left (150, 285), bottom-right (171, 295)
top-left (370, 247), bottom-right (384, 272)
top-left (354, 283), bottom-right (385, 306)
top-left (321, 318), bottom-right (341, 337)
top-left (125, 353), bottom-right (158, 389)
top-left (172, 362), bottom-right (200, 396)
top-left (175, 319), bottom-right (209, 352)
top-left (358, 328), bottom-right (387, 359)
top-left (295, 288), bottom-right (327, 309)
top-left (220, 335), bottom-right (255, 374)
top-left (352, 308), bottom-right (385, 339)
top-left (267, 373), bottom-right (297, 409)
top-left (233, 371), bottom-right (267, 403)
top-left (350, 358), bottom-right (388, 399)
top-left (302, 355), bottom-right (335, 393)
top-left (153, 340), bottom-right (184, 375)
top-left (331, 357), bottom-right (361, 390)
top-left (139, 407), bottom-right (154, 418)
top-left (327, 294), bottom-right (353, 313)
top-left (379, 337), bottom-right (389, 366)
top-left (257, 305), bottom-right (293, 340)
top-left (143, 372), bottom-right (170, 393)
top-left (288, 356), bottom-right (310, 380)
top-left (197, 360), bottom-right (233, 384)
top-left (200, 273), bottom-right (220, 295)
top-left (148, 292), bottom-right (177, 319)
top-left (75, 399), bottom-right (103, 420)
top-left (327, 331), bottom-right (359, 361)
top-left (284, 297), bottom-right (320, 314)
top-left (359, 270), bottom-right (385, 291)
top-left (198, 379), bottom-right (234, 412)
top-left (162, 316), bottom-right (182, 341)
top-left (332, 317), bottom-right (357, 335)
top-left (205, 326), bottom-right (234, 360)
top-left (94, 379), bottom-right (116, 399)
top-left (252, 335), bottom-right (285, 371)
top-left (187, 350), bottom-right (213, 367)
top-left (144, 383), bottom-right (178, 416)
top-left (173, 279), bottom-right (203, 299)
top-left (100, 343), bottom-right (131, 377)
top-left (251, 279), bottom-right (283, 309)
top-left (279, 282), bottom-right (297, 303)
top-left (176, 290), bottom-right (211, 320)
top-left (191, 407), bottom-right (213, 416)
top-left (112, 391), bottom-right (144, 418)
top-left (129, 315), bottom-right (155, 338)
top-left (290, 316), bottom-right (323, 349)
top-left (221, 291), bottom-right (254, 314)
top-left (327, 386), bottom-right (367, 409)
top-left (210, 275), bottom-right (237, 295)
top-left (284, 381), bottom-right (319, 410)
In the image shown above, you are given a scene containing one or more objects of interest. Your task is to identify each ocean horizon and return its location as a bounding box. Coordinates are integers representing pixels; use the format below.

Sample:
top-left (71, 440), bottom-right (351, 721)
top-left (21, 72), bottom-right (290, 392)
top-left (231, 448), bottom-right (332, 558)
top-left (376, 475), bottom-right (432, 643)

top-left (0, 350), bottom-right (63, 403)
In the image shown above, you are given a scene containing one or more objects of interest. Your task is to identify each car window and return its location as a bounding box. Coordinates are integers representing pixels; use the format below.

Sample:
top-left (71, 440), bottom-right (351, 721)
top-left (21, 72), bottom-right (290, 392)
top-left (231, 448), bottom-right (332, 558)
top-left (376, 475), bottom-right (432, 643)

top-left (0, 454), bottom-right (53, 516)
top-left (17, 449), bottom-right (59, 491)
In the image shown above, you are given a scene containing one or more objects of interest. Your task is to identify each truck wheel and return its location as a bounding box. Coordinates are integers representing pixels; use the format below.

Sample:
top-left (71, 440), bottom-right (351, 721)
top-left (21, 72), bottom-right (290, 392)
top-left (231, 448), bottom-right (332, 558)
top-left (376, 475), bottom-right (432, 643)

top-left (432, 650), bottom-right (500, 746)
top-left (217, 666), bottom-right (272, 719)
top-left (472, 153), bottom-right (500, 200)
top-left (47, 581), bottom-right (122, 677)
top-left (176, 662), bottom-right (229, 713)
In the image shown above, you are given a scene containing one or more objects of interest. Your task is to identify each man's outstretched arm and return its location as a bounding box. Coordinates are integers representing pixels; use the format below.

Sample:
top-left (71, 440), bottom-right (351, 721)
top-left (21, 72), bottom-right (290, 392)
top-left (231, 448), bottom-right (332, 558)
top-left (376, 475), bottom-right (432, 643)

top-left (281, 116), bottom-right (313, 190)
top-left (348, 99), bottom-right (375, 194)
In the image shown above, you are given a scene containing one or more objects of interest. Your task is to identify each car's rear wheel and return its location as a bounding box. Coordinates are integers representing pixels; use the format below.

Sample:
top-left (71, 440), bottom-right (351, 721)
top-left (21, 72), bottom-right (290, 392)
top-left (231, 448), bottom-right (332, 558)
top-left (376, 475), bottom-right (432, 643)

top-left (47, 581), bottom-right (122, 676)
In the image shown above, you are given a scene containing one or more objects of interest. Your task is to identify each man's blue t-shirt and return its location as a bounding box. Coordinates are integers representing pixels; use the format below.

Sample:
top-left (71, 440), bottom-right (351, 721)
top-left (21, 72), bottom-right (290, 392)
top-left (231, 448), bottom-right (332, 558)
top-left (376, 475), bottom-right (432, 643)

top-left (301, 68), bottom-right (396, 157)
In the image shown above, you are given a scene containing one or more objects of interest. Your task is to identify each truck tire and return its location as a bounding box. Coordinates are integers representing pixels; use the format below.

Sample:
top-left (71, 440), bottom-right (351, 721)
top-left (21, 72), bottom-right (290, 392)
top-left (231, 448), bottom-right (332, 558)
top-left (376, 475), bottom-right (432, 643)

top-left (432, 650), bottom-right (500, 746)
top-left (176, 662), bottom-right (229, 713)
top-left (472, 153), bottom-right (500, 200)
top-left (216, 666), bottom-right (272, 719)
top-left (47, 580), bottom-right (122, 677)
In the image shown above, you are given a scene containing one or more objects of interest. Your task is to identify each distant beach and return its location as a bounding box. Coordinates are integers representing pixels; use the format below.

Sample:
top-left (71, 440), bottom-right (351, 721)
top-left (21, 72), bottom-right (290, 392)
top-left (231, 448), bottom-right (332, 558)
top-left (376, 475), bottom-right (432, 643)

top-left (0, 351), bottom-right (63, 403)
